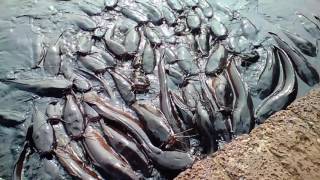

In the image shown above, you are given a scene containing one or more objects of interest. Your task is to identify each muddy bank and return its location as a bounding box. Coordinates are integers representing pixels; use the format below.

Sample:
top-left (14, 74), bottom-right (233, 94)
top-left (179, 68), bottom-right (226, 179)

top-left (176, 88), bottom-right (320, 180)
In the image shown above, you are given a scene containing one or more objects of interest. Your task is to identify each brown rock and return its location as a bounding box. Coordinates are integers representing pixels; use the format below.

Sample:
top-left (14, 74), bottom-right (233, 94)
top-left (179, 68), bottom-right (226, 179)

top-left (176, 89), bottom-right (320, 180)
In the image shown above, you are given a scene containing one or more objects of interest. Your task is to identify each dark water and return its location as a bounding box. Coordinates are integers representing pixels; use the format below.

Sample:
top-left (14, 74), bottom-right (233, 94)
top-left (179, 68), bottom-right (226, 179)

top-left (0, 0), bottom-right (319, 179)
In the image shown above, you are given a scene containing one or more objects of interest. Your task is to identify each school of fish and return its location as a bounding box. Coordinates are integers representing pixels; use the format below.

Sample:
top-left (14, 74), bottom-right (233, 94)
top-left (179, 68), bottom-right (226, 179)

top-left (3, 0), bottom-right (320, 179)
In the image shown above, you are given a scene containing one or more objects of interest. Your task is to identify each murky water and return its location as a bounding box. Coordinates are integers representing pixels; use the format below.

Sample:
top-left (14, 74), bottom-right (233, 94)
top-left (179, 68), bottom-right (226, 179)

top-left (0, 0), bottom-right (319, 179)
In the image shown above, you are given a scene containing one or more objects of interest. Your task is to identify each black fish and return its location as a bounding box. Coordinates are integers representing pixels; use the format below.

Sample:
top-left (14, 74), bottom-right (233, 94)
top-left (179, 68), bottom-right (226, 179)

top-left (199, 73), bottom-right (232, 142)
top-left (225, 59), bottom-right (255, 135)
top-left (182, 82), bottom-right (200, 110)
top-left (124, 28), bottom-right (141, 54)
top-left (32, 104), bottom-right (55, 155)
top-left (43, 45), bottom-right (61, 76)
top-left (256, 46), bottom-right (280, 99)
top-left (109, 69), bottom-right (136, 105)
top-left (142, 41), bottom-right (156, 74)
top-left (282, 29), bottom-right (317, 57)
top-left (270, 32), bottom-right (319, 86)
top-left (121, 6), bottom-right (148, 24)
top-left (208, 73), bottom-right (234, 112)
top-left (100, 121), bottom-right (151, 176)
top-left (137, 0), bottom-right (163, 24)
top-left (55, 147), bottom-right (103, 180)
top-left (78, 54), bottom-right (108, 73)
top-left (196, 101), bottom-right (218, 154)
top-left (83, 126), bottom-right (138, 180)
top-left (46, 101), bottom-right (63, 124)
top-left (196, 26), bottom-right (210, 56)
top-left (0, 78), bottom-right (72, 97)
top-left (63, 94), bottom-right (85, 138)
top-left (170, 91), bottom-right (195, 127)
top-left (255, 47), bottom-right (298, 124)
top-left (297, 13), bottom-right (320, 38)
top-left (13, 127), bottom-right (33, 180)
top-left (205, 43), bottom-right (228, 75)
top-left (70, 15), bottom-right (96, 31)
top-left (159, 51), bottom-right (184, 134)
top-left (176, 44), bottom-right (199, 75)
top-left (83, 91), bottom-right (194, 170)
top-left (131, 100), bottom-right (174, 146)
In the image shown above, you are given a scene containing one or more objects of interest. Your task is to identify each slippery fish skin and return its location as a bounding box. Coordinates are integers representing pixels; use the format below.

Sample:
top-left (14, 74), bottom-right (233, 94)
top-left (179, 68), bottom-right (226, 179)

top-left (83, 126), bottom-right (138, 180)
top-left (167, 65), bottom-right (186, 86)
top-left (53, 123), bottom-right (87, 161)
top-left (225, 59), bottom-right (255, 135)
top-left (83, 91), bottom-right (194, 170)
top-left (7, 1), bottom-right (320, 179)
top-left (159, 51), bottom-right (183, 134)
top-left (79, 2), bottom-right (101, 16)
top-left (132, 101), bottom-right (174, 145)
top-left (255, 47), bottom-right (298, 124)
top-left (270, 32), bottom-right (320, 86)
top-left (32, 105), bottom-right (54, 154)
top-left (170, 91), bottom-right (194, 127)
top-left (121, 6), bottom-right (148, 24)
top-left (181, 0), bottom-right (198, 8)
top-left (137, 1), bottom-right (163, 24)
top-left (142, 41), bottom-right (156, 74)
top-left (205, 43), bottom-right (228, 75)
top-left (55, 147), bottom-right (102, 180)
top-left (256, 46), bottom-right (280, 99)
top-left (209, 18), bottom-right (228, 39)
top-left (91, 46), bottom-right (117, 68)
top-left (72, 75), bottom-right (92, 92)
top-left (104, 0), bottom-right (118, 8)
top-left (240, 18), bottom-right (259, 39)
top-left (77, 35), bottom-right (93, 55)
top-left (176, 44), bottom-right (199, 75)
top-left (13, 128), bottom-right (33, 180)
top-left (105, 38), bottom-right (127, 57)
top-left (100, 121), bottom-right (151, 176)
top-left (124, 28), bottom-right (141, 54)
top-left (109, 69), bottom-right (136, 105)
top-left (0, 78), bottom-right (72, 97)
top-left (196, 101), bottom-right (218, 154)
top-left (182, 82), bottom-right (200, 109)
top-left (167, 0), bottom-right (183, 12)
top-left (199, 73), bottom-right (232, 142)
top-left (46, 101), bottom-right (63, 122)
top-left (297, 13), bottom-right (320, 38)
top-left (186, 10), bottom-right (201, 31)
top-left (70, 15), bottom-right (96, 31)
top-left (63, 94), bottom-right (84, 138)
top-left (144, 26), bottom-right (162, 45)
top-left (44, 45), bottom-right (61, 75)
top-left (78, 54), bottom-right (108, 73)
top-left (282, 30), bottom-right (317, 57)
top-left (82, 102), bottom-right (100, 122)
top-left (208, 73), bottom-right (234, 112)
top-left (198, 0), bottom-right (213, 18)
top-left (196, 26), bottom-right (210, 56)
top-left (162, 6), bottom-right (177, 25)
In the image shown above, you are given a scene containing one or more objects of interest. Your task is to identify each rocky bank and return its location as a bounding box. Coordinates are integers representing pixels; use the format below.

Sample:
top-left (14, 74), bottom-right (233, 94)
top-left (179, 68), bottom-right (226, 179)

top-left (176, 89), bottom-right (320, 180)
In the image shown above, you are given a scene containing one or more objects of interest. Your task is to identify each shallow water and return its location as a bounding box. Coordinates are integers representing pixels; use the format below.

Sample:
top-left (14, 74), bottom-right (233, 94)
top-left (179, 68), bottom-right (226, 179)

top-left (0, 0), bottom-right (319, 179)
